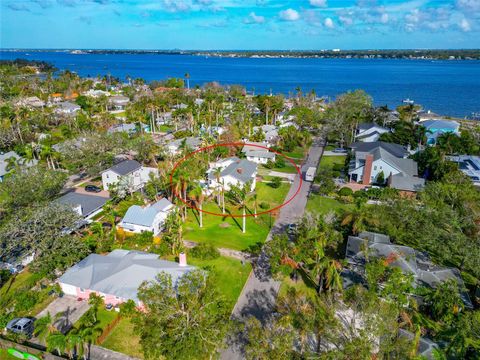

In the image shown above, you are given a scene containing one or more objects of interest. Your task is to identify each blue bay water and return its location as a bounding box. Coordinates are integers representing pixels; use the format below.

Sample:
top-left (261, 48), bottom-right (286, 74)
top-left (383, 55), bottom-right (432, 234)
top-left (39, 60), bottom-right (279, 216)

top-left (1, 51), bottom-right (479, 118)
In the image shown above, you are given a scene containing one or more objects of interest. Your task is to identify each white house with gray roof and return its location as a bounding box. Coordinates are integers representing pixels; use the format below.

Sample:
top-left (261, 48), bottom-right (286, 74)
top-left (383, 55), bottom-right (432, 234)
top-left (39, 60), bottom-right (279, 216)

top-left (355, 123), bottom-right (390, 143)
top-left (207, 157), bottom-right (257, 192)
top-left (118, 198), bottom-right (174, 235)
top-left (166, 137), bottom-right (202, 155)
top-left (58, 250), bottom-right (195, 306)
top-left (101, 160), bottom-right (158, 192)
top-left (56, 191), bottom-right (109, 221)
top-left (55, 101), bottom-right (81, 115)
top-left (241, 142), bottom-right (275, 165)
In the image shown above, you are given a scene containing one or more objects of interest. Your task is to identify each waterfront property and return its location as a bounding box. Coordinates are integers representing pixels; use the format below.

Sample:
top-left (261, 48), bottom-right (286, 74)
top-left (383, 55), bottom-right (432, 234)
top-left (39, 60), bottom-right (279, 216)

top-left (419, 119), bottom-right (460, 145)
top-left (58, 250), bottom-right (195, 306)
top-left (118, 198), bottom-right (174, 236)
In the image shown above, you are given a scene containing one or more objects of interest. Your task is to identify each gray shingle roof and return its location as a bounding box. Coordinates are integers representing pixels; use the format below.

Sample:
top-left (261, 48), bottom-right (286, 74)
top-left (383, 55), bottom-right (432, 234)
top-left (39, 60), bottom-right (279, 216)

top-left (371, 147), bottom-right (418, 176)
top-left (122, 198), bottom-right (173, 227)
top-left (56, 192), bottom-right (109, 217)
top-left (389, 173), bottom-right (425, 192)
top-left (105, 160), bottom-right (142, 176)
top-left (246, 150), bottom-right (275, 159)
top-left (58, 250), bottom-right (195, 303)
top-left (221, 158), bottom-right (257, 184)
top-left (350, 141), bottom-right (408, 158)
top-left (242, 142), bottom-right (268, 152)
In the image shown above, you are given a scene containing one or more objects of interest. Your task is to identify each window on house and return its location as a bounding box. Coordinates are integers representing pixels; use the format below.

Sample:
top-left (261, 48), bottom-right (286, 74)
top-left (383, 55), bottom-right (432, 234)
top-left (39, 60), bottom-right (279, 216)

top-left (374, 166), bottom-right (377, 170)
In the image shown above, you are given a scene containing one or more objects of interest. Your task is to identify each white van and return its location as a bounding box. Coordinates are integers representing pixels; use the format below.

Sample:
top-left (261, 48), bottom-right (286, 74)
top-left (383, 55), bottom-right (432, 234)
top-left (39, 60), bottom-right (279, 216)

top-left (305, 167), bottom-right (316, 182)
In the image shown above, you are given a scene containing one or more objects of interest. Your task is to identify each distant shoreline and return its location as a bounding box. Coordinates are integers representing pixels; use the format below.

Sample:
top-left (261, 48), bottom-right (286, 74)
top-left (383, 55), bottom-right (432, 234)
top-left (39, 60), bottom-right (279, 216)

top-left (2, 49), bottom-right (480, 60)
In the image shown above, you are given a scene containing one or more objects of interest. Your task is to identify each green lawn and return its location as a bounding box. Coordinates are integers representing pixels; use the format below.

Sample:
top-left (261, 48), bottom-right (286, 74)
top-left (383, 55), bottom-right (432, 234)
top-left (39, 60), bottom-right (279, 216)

top-left (306, 195), bottom-right (353, 215)
top-left (72, 306), bottom-right (118, 339)
top-left (264, 163), bottom-right (299, 174)
top-left (158, 124), bottom-right (174, 132)
top-left (183, 203), bottom-right (272, 251)
top-left (283, 146), bottom-right (306, 159)
top-left (318, 155), bottom-right (346, 172)
top-left (188, 256), bottom-right (252, 309)
top-left (183, 182), bottom-right (289, 251)
top-left (101, 318), bottom-right (144, 359)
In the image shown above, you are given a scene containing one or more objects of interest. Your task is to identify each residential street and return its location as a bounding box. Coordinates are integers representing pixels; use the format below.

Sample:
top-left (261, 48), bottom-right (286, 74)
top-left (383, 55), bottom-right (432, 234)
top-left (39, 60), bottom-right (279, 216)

top-left (221, 138), bottom-right (324, 359)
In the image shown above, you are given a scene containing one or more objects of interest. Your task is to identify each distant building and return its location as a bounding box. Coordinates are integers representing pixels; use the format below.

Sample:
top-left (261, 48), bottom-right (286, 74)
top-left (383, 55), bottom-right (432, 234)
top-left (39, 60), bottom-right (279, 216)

top-left (345, 231), bottom-right (473, 308)
top-left (109, 95), bottom-right (130, 110)
top-left (101, 160), bottom-right (158, 192)
top-left (58, 250), bottom-right (195, 306)
top-left (207, 157), bottom-right (257, 192)
top-left (447, 155), bottom-right (480, 186)
top-left (15, 96), bottom-right (45, 108)
top-left (241, 142), bottom-right (275, 164)
top-left (118, 198), bottom-right (174, 236)
top-left (419, 119), bottom-right (460, 145)
top-left (55, 101), bottom-right (81, 114)
top-left (0, 151), bottom-right (38, 182)
top-left (355, 123), bottom-right (390, 143)
top-left (166, 137), bottom-right (202, 155)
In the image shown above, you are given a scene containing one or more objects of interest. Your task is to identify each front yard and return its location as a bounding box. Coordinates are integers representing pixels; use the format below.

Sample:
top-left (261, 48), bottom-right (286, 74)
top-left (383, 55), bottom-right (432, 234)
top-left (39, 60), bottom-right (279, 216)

top-left (306, 194), bottom-right (353, 215)
top-left (183, 181), bottom-right (290, 251)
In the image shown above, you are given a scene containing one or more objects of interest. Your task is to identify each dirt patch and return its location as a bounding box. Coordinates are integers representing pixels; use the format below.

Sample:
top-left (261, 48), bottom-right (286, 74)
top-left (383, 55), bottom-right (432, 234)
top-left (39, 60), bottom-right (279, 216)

top-left (219, 222), bottom-right (231, 228)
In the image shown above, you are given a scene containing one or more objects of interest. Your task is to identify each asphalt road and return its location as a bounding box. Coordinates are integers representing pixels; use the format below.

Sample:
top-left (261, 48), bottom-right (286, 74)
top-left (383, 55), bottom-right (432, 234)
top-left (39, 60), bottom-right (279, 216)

top-left (221, 138), bottom-right (324, 359)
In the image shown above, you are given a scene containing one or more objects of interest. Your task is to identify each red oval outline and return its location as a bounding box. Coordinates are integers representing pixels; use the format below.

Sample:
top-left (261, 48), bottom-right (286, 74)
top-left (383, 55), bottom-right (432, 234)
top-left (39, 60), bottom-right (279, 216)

top-left (169, 142), bottom-right (303, 218)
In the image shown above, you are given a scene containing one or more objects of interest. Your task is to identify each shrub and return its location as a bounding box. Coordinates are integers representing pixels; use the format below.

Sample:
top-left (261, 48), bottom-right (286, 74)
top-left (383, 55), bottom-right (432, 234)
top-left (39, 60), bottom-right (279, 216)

top-left (337, 187), bottom-right (353, 197)
top-left (190, 243), bottom-right (220, 260)
top-left (269, 177), bottom-right (282, 188)
top-left (259, 202), bottom-right (270, 210)
top-left (263, 160), bottom-right (274, 169)
top-left (376, 171), bottom-right (385, 184)
top-left (274, 157), bottom-right (286, 168)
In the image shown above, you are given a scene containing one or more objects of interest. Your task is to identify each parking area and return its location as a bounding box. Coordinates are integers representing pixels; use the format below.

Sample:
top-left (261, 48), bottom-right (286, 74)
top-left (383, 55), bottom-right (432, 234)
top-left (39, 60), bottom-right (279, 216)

top-left (36, 295), bottom-right (91, 333)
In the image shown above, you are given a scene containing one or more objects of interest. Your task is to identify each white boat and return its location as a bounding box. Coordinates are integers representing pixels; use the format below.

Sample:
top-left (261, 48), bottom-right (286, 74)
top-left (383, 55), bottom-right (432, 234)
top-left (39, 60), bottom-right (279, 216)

top-left (402, 98), bottom-right (415, 105)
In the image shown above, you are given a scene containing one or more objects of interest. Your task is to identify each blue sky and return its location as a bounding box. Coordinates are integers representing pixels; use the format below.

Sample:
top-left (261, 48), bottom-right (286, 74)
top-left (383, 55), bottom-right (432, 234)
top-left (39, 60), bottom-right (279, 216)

top-left (1, 0), bottom-right (479, 49)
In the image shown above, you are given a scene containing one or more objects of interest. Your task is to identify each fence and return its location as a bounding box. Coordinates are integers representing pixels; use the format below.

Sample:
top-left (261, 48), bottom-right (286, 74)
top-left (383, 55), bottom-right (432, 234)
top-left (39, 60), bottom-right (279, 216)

top-left (96, 315), bottom-right (122, 345)
top-left (0, 336), bottom-right (65, 360)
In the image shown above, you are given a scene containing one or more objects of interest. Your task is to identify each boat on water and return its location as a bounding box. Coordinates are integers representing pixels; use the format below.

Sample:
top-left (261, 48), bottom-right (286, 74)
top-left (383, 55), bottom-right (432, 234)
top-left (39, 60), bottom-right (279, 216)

top-left (467, 112), bottom-right (480, 121)
top-left (402, 98), bottom-right (415, 105)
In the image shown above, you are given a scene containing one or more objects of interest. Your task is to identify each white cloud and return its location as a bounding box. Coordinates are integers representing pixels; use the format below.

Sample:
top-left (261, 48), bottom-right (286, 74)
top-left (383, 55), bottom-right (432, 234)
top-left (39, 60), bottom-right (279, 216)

top-left (460, 18), bottom-right (471, 31)
top-left (279, 8), bottom-right (300, 21)
top-left (456, 0), bottom-right (480, 13)
top-left (243, 12), bottom-right (265, 24)
top-left (339, 15), bottom-right (353, 26)
top-left (309, 0), bottom-right (327, 8)
top-left (324, 17), bottom-right (334, 28)
top-left (380, 12), bottom-right (389, 23)
top-left (162, 0), bottom-right (190, 12)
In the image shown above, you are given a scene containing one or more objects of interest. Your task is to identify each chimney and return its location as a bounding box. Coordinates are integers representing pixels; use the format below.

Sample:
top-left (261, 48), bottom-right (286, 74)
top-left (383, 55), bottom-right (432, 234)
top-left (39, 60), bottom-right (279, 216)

top-left (362, 154), bottom-right (373, 185)
top-left (179, 252), bottom-right (187, 267)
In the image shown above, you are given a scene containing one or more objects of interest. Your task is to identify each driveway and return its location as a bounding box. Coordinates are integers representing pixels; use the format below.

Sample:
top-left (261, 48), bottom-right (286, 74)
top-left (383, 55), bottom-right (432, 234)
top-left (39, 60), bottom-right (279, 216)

top-left (36, 295), bottom-right (91, 334)
top-left (221, 138), bottom-right (324, 359)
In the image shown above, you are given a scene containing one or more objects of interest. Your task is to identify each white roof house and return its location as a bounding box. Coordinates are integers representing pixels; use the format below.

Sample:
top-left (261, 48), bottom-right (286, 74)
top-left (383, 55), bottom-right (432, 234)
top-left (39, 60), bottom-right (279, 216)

top-left (119, 198), bottom-right (174, 235)
top-left (447, 155), bottom-right (480, 186)
top-left (355, 123), bottom-right (390, 143)
top-left (166, 137), bottom-right (202, 155)
top-left (109, 95), bottom-right (130, 110)
top-left (101, 160), bottom-right (158, 193)
top-left (207, 157), bottom-right (257, 192)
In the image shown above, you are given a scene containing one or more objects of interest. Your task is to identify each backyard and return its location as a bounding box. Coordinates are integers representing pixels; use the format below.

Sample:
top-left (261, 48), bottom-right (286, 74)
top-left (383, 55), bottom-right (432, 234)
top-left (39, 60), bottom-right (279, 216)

top-left (306, 194), bottom-right (353, 215)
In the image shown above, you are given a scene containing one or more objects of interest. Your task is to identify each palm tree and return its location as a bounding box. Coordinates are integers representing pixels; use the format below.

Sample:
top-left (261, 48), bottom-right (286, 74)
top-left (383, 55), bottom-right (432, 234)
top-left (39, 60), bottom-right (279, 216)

top-left (66, 332), bottom-right (83, 359)
top-left (189, 184), bottom-right (206, 228)
top-left (34, 312), bottom-right (56, 343)
top-left (226, 183), bottom-right (250, 233)
top-left (46, 332), bottom-right (67, 357)
top-left (341, 202), bottom-right (379, 234)
top-left (212, 167), bottom-right (223, 206)
top-left (80, 326), bottom-right (103, 360)
top-left (252, 192), bottom-right (258, 218)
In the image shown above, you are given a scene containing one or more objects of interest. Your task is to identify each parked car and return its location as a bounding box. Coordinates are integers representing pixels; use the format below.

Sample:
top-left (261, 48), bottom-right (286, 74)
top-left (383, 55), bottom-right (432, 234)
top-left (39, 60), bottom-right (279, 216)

top-left (85, 185), bottom-right (101, 193)
top-left (105, 304), bottom-right (114, 311)
top-left (5, 317), bottom-right (34, 337)
top-left (333, 148), bottom-right (348, 153)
